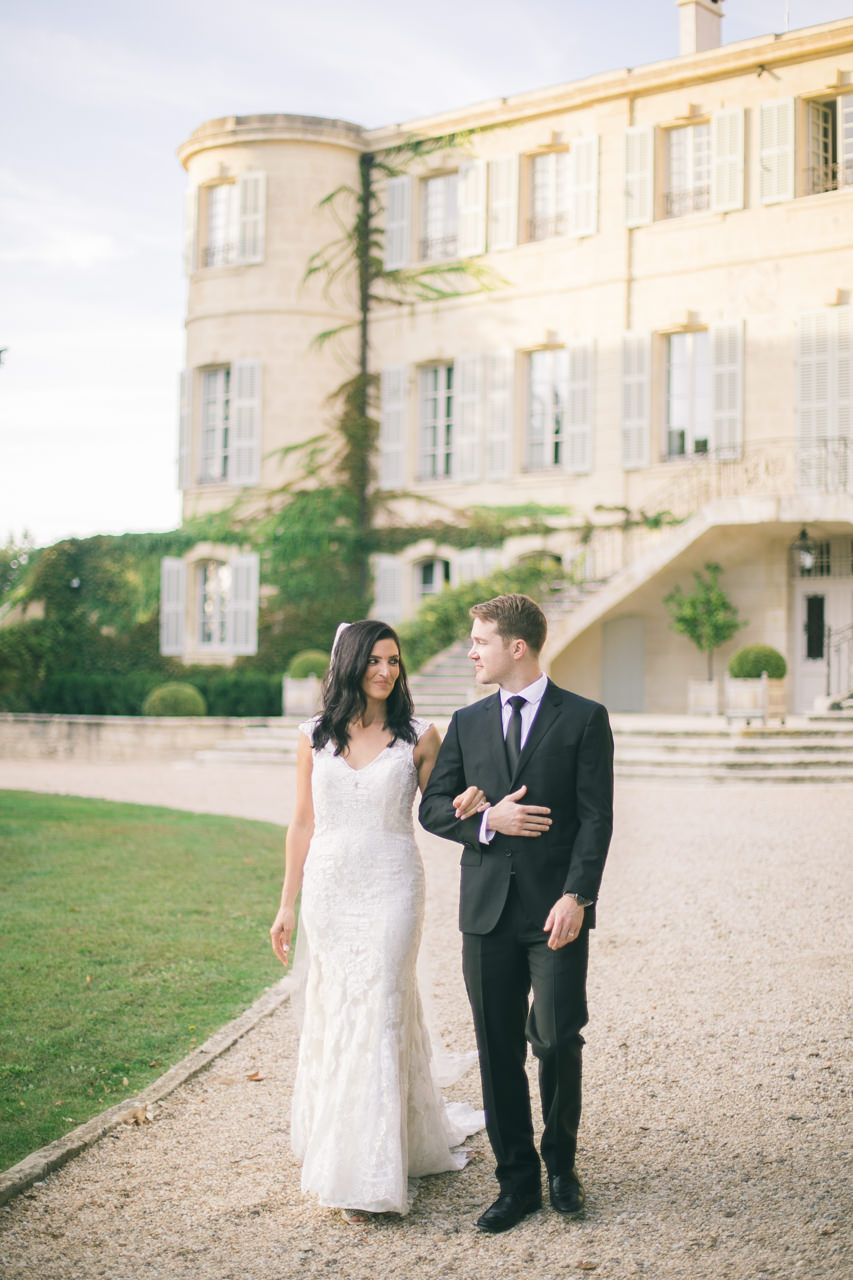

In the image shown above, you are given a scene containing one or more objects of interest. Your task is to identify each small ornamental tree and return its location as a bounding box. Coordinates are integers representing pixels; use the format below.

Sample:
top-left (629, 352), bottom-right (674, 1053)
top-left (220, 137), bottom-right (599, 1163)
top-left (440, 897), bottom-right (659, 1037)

top-left (663, 562), bottom-right (746, 680)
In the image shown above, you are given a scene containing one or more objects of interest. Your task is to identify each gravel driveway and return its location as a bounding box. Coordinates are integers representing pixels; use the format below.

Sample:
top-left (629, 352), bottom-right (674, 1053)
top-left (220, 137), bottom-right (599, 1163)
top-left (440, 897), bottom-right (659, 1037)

top-left (0, 763), bottom-right (850, 1280)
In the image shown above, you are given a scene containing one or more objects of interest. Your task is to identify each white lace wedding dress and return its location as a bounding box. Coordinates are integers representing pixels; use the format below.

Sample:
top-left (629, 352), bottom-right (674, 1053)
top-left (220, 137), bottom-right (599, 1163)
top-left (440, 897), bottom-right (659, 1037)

top-left (289, 717), bottom-right (483, 1215)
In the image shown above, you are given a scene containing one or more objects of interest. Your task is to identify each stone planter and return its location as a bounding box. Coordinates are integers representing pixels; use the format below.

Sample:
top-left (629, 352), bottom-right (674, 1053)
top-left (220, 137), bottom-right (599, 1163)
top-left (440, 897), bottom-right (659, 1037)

top-left (687, 679), bottom-right (720, 716)
top-left (724, 673), bottom-right (786, 725)
top-left (281, 674), bottom-right (322, 716)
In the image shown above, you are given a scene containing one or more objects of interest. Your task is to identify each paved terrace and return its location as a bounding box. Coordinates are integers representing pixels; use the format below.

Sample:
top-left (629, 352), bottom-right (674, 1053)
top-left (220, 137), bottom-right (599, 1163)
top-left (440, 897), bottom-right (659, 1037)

top-left (0, 758), bottom-right (850, 1280)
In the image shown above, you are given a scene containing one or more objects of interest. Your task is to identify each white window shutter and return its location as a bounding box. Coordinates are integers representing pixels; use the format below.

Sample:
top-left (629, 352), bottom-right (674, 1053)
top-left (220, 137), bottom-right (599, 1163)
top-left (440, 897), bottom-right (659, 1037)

top-left (454, 355), bottom-right (483, 482)
top-left (457, 160), bottom-right (487, 257)
top-left (563, 340), bottom-right (594, 474)
top-left (484, 350), bottom-right (513, 480)
top-left (487, 155), bottom-right (519, 251)
top-left (184, 185), bottom-right (198, 275)
top-left (178, 370), bottom-right (192, 490)
top-left (834, 305), bottom-right (851, 440)
top-left (759, 99), bottom-right (795, 205)
top-left (839, 96), bottom-right (853, 189)
top-left (230, 359), bottom-right (262, 485)
top-left (379, 365), bottom-right (407, 489)
top-left (160, 558), bottom-right (187, 657)
top-left (454, 548), bottom-right (482, 585)
top-left (237, 173), bottom-right (266, 264)
top-left (226, 552), bottom-right (259, 656)
top-left (710, 321), bottom-right (744, 459)
top-left (621, 333), bottom-right (651, 468)
top-left (373, 554), bottom-right (403, 622)
top-left (570, 136), bottom-right (599, 237)
top-left (797, 310), bottom-right (833, 445)
top-left (383, 176), bottom-right (411, 270)
top-left (625, 126), bottom-right (654, 227)
top-left (711, 108), bottom-right (745, 213)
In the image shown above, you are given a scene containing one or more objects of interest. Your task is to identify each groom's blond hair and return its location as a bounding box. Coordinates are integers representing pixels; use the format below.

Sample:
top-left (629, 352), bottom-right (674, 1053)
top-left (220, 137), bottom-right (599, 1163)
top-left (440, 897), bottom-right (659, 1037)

top-left (470, 593), bottom-right (547, 655)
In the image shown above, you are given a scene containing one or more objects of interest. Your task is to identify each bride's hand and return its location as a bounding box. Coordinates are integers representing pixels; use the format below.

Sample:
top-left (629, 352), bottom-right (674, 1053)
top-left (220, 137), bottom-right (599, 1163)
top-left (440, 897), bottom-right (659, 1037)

top-left (270, 906), bottom-right (296, 966)
top-left (453, 785), bottom-right (489, 820)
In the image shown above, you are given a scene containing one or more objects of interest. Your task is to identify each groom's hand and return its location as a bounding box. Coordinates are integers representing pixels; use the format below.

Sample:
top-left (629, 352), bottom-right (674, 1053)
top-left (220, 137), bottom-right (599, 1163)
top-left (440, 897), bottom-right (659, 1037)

top-left (486, 785), bottom-right (552, 837)
top-left (544, 894), bottom-right (585, 950)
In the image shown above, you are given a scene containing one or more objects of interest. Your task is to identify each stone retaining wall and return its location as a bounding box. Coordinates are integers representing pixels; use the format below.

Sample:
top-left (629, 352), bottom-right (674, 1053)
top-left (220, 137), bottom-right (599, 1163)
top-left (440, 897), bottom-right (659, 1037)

top-left (0, 714), bottom-right (273, 762)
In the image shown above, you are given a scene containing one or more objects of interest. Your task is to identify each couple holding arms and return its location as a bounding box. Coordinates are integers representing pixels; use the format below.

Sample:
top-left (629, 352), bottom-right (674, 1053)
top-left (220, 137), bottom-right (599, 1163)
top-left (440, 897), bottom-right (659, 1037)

top-left (269, 593), bottom-right (614, 1233)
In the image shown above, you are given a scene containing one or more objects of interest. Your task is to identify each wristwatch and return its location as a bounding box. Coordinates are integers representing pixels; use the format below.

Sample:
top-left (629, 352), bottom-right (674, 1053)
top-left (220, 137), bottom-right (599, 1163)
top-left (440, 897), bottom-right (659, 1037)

top-left (564, 892), bottom-right (593, 907)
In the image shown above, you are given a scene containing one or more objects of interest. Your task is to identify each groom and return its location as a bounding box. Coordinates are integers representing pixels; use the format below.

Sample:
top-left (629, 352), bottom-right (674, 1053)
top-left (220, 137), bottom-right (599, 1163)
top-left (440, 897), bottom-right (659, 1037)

top-left (420, 593), bottom-right (613, 1233)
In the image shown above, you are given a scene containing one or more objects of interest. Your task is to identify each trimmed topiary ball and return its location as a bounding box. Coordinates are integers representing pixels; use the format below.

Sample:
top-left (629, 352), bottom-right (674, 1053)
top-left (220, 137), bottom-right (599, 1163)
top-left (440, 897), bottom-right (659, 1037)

top-left (142, 682), bottom-right (207, 717)
top-left (287, 650), bottom-right (329, 679)
top-left (728, 645), bottom-right (787, 679)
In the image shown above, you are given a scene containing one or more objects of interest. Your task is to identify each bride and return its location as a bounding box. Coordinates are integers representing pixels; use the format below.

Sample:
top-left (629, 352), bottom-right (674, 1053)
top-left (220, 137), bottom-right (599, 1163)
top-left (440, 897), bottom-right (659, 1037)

top-left (270, 619), bottom-right (484, 1222)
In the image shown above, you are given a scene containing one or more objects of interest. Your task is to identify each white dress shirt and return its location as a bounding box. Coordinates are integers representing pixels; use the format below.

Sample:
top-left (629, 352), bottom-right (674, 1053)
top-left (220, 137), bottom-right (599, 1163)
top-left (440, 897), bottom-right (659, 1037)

top-left (478, 673), bottom-right (548, 844)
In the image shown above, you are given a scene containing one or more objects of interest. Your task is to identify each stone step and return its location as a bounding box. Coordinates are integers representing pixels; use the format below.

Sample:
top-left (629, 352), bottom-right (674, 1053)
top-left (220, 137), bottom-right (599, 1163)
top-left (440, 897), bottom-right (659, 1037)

top-left (614, 764), bottom-right (853, 783)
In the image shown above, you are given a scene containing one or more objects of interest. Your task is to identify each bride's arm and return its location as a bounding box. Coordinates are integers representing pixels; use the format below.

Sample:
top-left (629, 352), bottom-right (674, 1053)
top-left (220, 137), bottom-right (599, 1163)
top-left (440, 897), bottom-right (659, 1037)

top-left (269, 733), bottom-right (314, 966)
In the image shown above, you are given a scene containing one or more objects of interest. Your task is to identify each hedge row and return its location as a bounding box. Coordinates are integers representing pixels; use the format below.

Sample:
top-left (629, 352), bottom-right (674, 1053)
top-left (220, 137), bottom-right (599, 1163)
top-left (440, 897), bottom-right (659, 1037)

top-left (15, 670), bottom-right (284, 717)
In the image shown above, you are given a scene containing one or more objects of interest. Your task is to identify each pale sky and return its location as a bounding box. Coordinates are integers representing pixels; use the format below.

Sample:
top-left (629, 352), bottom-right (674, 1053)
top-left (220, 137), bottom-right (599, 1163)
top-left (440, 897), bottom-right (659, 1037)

top-left (2, 0), bottom-right (851, 547)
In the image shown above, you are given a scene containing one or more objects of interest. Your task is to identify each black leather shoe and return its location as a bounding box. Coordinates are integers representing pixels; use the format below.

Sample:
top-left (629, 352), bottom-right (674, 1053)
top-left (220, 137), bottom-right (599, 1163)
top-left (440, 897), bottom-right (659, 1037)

top-left (475, 1188), bottom-right (542, 1233)
top-left (549, 1171), bottom-right (585, 1215)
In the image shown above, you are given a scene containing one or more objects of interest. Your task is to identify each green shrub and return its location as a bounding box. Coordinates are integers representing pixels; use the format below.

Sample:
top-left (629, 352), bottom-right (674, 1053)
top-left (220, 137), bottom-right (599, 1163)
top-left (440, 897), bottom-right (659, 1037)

top-left (37, 671), bottom-right (162, 715)
top-left (287, 649), bottom-right (329, 679)
top-left (204, 671), bottom-right (281, 717)
top-left (142, 682), bottom-right (207, 717)
top-left (728, 644), bottom-right (787, 679)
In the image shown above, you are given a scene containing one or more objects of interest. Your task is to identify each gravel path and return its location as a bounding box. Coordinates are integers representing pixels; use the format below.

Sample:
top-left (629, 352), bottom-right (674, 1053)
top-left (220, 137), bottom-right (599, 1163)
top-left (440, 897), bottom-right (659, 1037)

top-left (1, 762), bottom-right (851, 1280)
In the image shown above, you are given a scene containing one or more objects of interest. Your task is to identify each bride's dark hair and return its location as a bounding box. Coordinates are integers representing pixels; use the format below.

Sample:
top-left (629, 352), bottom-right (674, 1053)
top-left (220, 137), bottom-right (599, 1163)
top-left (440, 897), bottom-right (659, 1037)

top-left (312, 620), bottom-right (417, 755)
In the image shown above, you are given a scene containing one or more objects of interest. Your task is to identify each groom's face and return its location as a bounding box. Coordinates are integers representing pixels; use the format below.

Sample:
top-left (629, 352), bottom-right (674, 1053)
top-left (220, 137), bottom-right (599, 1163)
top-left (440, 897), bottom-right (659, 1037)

top-left (468, 619), bottom-right (515, 687)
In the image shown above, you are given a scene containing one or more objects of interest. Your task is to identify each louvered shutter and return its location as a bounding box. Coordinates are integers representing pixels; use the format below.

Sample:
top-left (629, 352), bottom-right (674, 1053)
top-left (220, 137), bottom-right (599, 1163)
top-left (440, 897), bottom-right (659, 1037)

top-left (487, 155), bottom-right (519, 250)
top-left (571, 136), bottom-right (599, 237)
top-left (710, 321), bottom-right (744, 460)
top-left (621, 333), bottom-right (651, 468)
top-left (759, 99), bottom-right (795, 205)
top-left (160, 558), bottom-right (187, 657)
top-left (226, 553), bottom-right (259, 655)
top-left (564, 341), bottom-right (594, 474)
top-left (184, 185), bottom-right (198, 275)
top-left (711, 108), bottom-right (745, 213)
top-left (835, 305), bottom-right (851, 440)
top-left (373, 555), bottom-right (403, 622)
top-left (383, 176), bottom-right (411, 270)
top-left (229, 360), bottom-right (262, 485)
top-left (840, 96), bottom-right (853, 189)
top-left (178, 370), bottom-right (191, 490)
top-left (484, 350), bottom-right (513, 480)
top-left (379, 366), bottom-right (407, 489)
top-left (454, 355), bottom-right (483, 482)
top-left (457, 161), bottom-right (486, 257)
top-left (625, 126), bottom-right (654, 227)
top-left (238, 173), bottom-right (266, 264)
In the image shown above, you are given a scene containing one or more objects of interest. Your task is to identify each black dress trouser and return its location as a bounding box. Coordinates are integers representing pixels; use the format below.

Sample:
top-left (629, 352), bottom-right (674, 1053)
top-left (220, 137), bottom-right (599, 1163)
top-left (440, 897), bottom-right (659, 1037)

top-left (462, 877), bottom-right (589, 1192)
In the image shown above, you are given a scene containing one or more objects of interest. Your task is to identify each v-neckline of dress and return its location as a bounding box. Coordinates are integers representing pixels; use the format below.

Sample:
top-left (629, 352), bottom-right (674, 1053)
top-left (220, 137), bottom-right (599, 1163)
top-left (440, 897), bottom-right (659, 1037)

top-left (338, 740), bottom-right (395, 774)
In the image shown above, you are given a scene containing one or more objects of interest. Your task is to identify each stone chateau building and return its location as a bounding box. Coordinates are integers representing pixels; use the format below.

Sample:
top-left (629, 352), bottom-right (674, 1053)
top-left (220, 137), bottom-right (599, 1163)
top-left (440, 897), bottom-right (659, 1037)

top-left (161, 0), bottom-right (853, 714)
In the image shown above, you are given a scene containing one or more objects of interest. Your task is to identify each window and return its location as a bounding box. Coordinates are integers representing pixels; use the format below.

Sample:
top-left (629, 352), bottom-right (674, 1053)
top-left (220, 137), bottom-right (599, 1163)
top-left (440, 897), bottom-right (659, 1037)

top-left (417, 559), bottom-right (451, 600)
top-left (527, 349), bottom-right (567, 468)
top-left (807, 96), bottom-right (853, 195)
top-left (420, 174), bottom-right (459, 260)
top-left (200, 367), bottom-right (230, 482)
top-left (186, 174), bottom-right (267, 274)
top-left (159, 552), bottom-right (259, 658)
top-left (191, 361), bottom-right (262, 488)
top-left (797, 306), bottom-right (852, 492)
top-left (419, 364), bottom-right (454, 479)
top-left (665, 332), bottom-right (711, 456)
top-left (665, 124), bottom-right (711, 218)
top-left (529, 152), bottom-right (570, 240)
top-left (198, 560), bottom-right (231, 647)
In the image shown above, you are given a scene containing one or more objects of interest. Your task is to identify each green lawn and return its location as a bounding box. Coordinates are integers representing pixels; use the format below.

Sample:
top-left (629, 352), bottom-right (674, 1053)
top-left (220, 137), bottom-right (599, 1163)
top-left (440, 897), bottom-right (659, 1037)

top-left (0, 791), bottom-right (286, 1172)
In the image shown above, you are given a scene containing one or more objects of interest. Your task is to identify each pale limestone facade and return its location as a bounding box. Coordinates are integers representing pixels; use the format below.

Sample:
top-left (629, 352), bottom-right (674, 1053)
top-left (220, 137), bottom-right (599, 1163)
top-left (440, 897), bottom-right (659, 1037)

top-left (166, 4), bottom-right (853, 712)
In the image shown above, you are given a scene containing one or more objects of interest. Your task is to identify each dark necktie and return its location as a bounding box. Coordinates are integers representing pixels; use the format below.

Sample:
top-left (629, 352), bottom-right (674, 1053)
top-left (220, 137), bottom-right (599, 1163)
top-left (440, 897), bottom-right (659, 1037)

top-left (505, 695), bottom-right (526, 774)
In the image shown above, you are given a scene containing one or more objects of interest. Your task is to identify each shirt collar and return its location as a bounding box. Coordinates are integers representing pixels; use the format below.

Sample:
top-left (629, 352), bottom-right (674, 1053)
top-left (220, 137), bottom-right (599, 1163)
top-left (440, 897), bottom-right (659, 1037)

top-left (500, 672), bottom-right (548, 708)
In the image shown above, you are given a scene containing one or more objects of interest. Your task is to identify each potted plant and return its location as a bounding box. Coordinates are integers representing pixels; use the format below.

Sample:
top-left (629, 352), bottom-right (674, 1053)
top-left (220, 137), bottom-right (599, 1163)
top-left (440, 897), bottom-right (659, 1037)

top-left (725, 645), bottom-right (787, 723)
top-left (663, 562), bottom-right (746, 715)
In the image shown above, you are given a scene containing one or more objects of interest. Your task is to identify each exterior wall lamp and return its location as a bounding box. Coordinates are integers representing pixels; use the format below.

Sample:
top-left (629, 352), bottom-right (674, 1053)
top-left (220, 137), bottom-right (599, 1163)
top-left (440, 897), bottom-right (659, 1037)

top-left (789, 527), bottom-right (817, 575)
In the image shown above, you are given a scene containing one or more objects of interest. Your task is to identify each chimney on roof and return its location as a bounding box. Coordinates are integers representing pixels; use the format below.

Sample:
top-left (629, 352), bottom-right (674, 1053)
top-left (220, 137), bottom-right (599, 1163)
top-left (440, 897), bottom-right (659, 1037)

top-left (677, 0), bottom-right (724, 56)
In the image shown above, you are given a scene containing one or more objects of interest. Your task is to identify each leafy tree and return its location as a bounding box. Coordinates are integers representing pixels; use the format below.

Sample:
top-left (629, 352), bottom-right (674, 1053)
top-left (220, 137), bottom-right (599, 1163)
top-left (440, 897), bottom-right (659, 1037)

top-left (663, 561), bottom-right (746, 680)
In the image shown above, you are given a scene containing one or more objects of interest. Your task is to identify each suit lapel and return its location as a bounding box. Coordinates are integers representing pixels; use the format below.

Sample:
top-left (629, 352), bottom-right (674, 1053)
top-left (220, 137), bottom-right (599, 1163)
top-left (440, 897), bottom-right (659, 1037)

top-left (509, 680), bottom-right (561, 785)
top-left (472, 692), bottom-right (512, 792)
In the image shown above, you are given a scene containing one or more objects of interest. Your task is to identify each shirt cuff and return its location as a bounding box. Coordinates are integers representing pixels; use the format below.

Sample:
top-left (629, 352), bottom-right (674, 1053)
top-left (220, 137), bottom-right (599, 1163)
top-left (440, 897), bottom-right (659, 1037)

top-left (479, 809), bottom-right (495, 844)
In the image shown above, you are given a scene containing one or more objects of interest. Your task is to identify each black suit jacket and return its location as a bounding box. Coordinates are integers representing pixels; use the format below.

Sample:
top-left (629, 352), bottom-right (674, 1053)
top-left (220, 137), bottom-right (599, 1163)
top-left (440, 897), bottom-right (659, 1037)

top-left (419, 680), bottom-right (614, 935)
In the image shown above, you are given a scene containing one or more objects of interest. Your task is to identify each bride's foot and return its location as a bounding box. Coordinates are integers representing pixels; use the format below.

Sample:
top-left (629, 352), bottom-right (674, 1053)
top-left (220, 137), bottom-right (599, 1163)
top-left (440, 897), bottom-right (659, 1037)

top-left (340, 1207), bottom-right (373, 1225)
